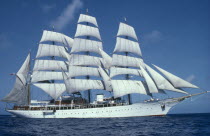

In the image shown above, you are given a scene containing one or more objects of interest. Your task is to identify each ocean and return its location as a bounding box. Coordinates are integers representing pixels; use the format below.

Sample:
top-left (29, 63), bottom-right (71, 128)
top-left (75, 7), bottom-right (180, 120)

top-left (0, 114), bottom-right (209, 136)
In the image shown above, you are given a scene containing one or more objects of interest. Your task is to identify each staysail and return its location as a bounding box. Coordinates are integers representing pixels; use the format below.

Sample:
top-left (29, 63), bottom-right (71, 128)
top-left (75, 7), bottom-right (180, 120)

top-left (153, 64), bottom-right (199, 89)
top-left (145, 64), bottom-right (188, 94)
top-left (1, 53), bottom-right (31, 105)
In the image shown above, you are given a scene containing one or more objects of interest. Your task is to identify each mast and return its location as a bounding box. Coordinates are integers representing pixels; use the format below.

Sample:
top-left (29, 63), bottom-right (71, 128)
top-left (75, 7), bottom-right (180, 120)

top-left (111, 18), bottom-right (149, 99)
top-left (64, 10), bottom-right (112, 101)
top-left (51, 26), bottom-right (55, 102)
top-left (86, 9), bottom-right (91, 103)
top-left (124, 18), bottom-right (131, 104)
top-left (27, 52), bottom-right (31, 105)
top-left (31, 28), bottom-right (74, 100)
top-left (1, 54), bottom-right (31, 105)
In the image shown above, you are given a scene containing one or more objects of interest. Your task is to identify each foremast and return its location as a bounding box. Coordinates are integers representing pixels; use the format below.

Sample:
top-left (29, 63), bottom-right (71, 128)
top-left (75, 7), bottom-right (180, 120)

top-left (111, 18), bottom-right (199, 102)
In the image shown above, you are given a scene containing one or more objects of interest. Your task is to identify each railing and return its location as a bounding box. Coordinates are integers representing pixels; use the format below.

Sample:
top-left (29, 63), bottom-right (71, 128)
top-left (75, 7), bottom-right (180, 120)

top-left (14, 103), bottom-right (128, 111)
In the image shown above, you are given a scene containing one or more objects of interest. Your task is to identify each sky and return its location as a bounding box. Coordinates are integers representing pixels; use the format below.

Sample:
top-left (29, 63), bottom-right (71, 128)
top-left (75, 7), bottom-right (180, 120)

top-left (0, 0), bottom-right (209, 115)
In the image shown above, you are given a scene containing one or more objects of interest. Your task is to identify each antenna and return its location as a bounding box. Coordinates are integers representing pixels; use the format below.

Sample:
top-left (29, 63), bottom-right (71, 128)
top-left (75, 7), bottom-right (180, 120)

top-left (124, 17), bottom-right (127, 23)
top-left (86, 8), bottom-right (88, 15)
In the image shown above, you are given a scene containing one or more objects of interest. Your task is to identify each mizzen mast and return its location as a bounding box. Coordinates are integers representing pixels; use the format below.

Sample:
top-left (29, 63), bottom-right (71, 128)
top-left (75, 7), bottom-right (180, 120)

top-left (31, 29), bottom-right (73, 100)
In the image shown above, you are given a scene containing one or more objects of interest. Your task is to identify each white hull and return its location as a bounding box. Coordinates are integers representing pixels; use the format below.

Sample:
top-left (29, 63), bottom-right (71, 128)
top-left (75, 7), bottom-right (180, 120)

top-left (7, 101), bottom-right (178, 118)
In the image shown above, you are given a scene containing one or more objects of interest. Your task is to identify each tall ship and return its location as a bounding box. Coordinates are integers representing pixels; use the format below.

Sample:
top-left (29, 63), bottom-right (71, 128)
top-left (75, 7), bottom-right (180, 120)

top-left (1, 11), bottom-right (208, 118)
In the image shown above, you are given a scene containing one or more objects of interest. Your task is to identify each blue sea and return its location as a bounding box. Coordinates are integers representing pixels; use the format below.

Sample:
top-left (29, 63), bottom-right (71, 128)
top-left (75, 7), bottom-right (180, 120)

top-left (0, 114), bottom-right (209, 136)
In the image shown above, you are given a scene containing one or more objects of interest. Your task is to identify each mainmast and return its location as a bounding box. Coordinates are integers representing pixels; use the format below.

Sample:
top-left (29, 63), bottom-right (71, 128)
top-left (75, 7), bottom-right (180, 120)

top-left (86, 9), bottom-right (91, 103)
top-left (64, 11), bottom-right (112, 103)
top-left (124, 17), bottom-right (131, 104)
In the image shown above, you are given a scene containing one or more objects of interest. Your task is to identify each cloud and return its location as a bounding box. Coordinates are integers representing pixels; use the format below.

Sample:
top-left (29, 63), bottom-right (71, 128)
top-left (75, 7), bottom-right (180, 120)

top-left (0, 34), bottom-right (12, 49)
top-left (41, 4), bottom-right (56, 13)
top-left (186, 74), bottom-right (195, 82)
top-left (142, 30), bottom-right (163, 45)
top-left (50, 0), bottom-right (83, 31)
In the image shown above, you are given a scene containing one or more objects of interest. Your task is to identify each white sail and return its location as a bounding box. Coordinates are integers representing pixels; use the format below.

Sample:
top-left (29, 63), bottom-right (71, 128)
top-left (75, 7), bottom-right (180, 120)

top-left (2, 54), bottom-right (30, 105)
top-left (64, 78), bottom-right (104, 94)
top-left (145, 64), bottom-right (188, 94)
top-left (140, 66), bottom-right (159, 94)
top-left (33, 83), bottom-right (66, 100)
top-left (31, 71), bottom-right (67, 83)
top-left (110, 67), bottom-right (142, 78)
top-left (40, 30), bottom-right (74, 48)
top-left (75, 24), bottom-right (101, 40)
top-left (99, 48), bottom-right (112, 69)
top-left (33, 60), bottom-right (68, 71)
top-left (117, 22), bottom-right (138, 41)
top-left (16, 53), bottom-right (31, 84)
top-left (153, 64), bottom-right (199, 89)
top-left (17, 54), bottom-right (30, 75)
top-left (98, 67), bottom-right (112, 91)
top-left (1, 77), bottom-right (28, 105)
top-left (78, 14), bottom-right (98, 27)
top-left (69, 54), bottom-right (104, 67)
top-left (36, 44), bottom-right (68, 59)
top-left (112, 54), bottom-right (144, 68)
top-left (69, 66), bottom-right (100, 77)
top-left (114, 37), bottom-right (142, 56)
top-left (71, 38), bottom-right (102, 55)
top-left (111, 80), bottom-right (148, 98)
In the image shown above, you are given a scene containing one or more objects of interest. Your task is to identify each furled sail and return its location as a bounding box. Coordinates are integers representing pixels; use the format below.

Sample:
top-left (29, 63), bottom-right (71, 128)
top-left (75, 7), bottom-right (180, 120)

top-left (33, 60), bottom-right (68, 71)
top-left (36, 44), bottom-right (68, 59)
top-left (153, 64), bottom-right (199, 89)
top-left (111, 80), bottom-right (148, 98)
top-left (114, 37), bottom-right (142, 56)
top-left (40, 30), bottom-right (74, 48)
top-left (71, 38), bottom-right (102, 55)
top-left (75, 24), bottom-right (101, 40)
top-left (78, 14), bottom-right (98, 27)
top-left (110, 67), bottom-right (142, 78)
top-left (33, 83), bottom-right (66, 100)
top-left (145, 64), bottom-right (188, 94)
top-left (1, 54), bottom-right (30, 105)
top-left (117, 22), bottom-right (138, 41)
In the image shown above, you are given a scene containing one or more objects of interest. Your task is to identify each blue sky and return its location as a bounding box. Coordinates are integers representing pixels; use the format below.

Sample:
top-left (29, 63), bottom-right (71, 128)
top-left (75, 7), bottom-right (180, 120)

top-left (0, 0), bottom-right (209, 115)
